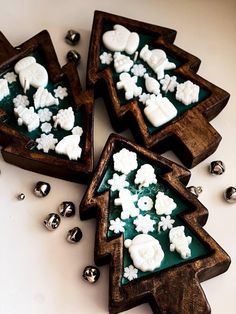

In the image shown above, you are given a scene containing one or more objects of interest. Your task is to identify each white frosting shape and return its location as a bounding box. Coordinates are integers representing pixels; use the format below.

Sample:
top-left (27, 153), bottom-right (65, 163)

top-left (134, 164), bottom-right (157, 188)
top-left (116, 73), bottom-right (142, 100)
top-left (131, 64), bottom-right (146, 77)
top-left (0, 79), bottom-right (9, 101)
top-left (37, 108), bottom-right (53, 123)
top-left (54, 86), bottom-right (68, 100)
top-left (14, 105), bottom-right (39, 132)
top-left (40, 122), bottom-right (52, 134)
top-left (140, 45), bottom-right (176, 80)
top-left (4, 72), bottom-right (17, 84)
top-left (113, 148), bottom-right (138, 175)
top-left (144, 94), bottom-right (177, 127)
top-left (144, 74), bottom-right (160, 95)
top-left (36, 133), bottom-right (58, 153)
top-left (114, 188), bottom-right (139, 220)
top-left (158, 215), bottom-right (175, 232)
top-left (138, 93), bottom-right (151, 105)
top-left (109, 217), bottom-right (125, 234)
top-left (71, 126), bottom-right (83, 136)
top-left (113, 52), bottom-right (133, 73)
top-left (14, 56), bottom-right (48, 93)
top-left (124, 234), bottom-right (164, 272)
top-left (137, 196), bottom-right (153, 211)
top-left (176, 80), bottom-right (200, 105)
top-left (53, 107), bottom-right (75, 131)
top-left (108, 173), bottom-right (129, 192)
top-left (34, 87), bottom-right (59, 109)
top-left (155, 191), bottom-right (176, 215)
top-left (160, 74), bottom-right (178, 93)
top-left (133, 214), bottom-right (155, 234)
top-left (100, 52), bottom-right (113, 65)
top-left (102, 24), bottom-right (139, 55)
top-left (123, 265), bottom-right (138, 281)
top-left (55, 134), bottom-right (82, 160)
top-left (13, 95), bottom-right (29, 108)
top-left (169, 226), bottom-right (192, 259)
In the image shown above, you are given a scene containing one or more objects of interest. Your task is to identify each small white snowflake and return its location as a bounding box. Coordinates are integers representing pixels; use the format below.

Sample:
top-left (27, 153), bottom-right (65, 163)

top-left (108, 173), bottom-right (129, 192)
top-left (176, 80), bottom-right (200, 106)
top-left (160, 74), bottom-right (178, 93)
top-left (13, 94), bottom-right (29, 108)
top-left (109, 217), bottom-right (125, 234)
top-left (158, 215), bottom-right (175, 232)
top-left (123, 265), bottom-right (138, 281)
top-left (71, 126), bottom-right (83, 136)
top-left (137, 196), bottom-right (153, 211)
top-left (99, 52), bottom-right (113, 65)
top-left (4, 72), bottom-right (17, 83)
top-left (131, 64), bottom-right (146, 77)
top-left (134, 164), bottom-right (157, 188)
top-left (36, 133), bottom-right (58, 153)
top-left (138, 93), bottom-right (151, 105)
top-left (133, 214), bottom-right (155, 234)
top-left (54, 86), bottom-right (68, 100)
top-left (41, 122), bottom-right (52, 134)
top-left (113, 148), bottom-right (138, 175)
top-left (37, 108), bottom-right (53, 122)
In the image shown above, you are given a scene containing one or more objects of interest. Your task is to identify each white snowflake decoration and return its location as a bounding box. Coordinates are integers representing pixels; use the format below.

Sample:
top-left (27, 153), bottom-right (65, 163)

top-left (113, 148), bottom-right (138, 175)
top-left (40, 122), bottom-right (52, 134)
top-left (160, 74), bottom-right (178, 93)
top-left (36, 133), bottom-right (58, 153)
top-left (138, 93), bottom-right (151, 105)
top-left (155, 191), bottom-right (177, 216)
top-left (37, 108), bottom-right (53, 122)
top-left (0, 79), bottom-right (9, 101)
top-left (4, 72), bottom-right (17, 83)
top-left (13, 94), bottom-right (29, 108)
top-left (123, 265), bottom-right (138, 281)
top-left (134, 164), bottom-right (157, 188)
top-left (137, 196), bottom-right (153, 211)
top-left (54, 86), bottom-right (68, 100)
top-left (158, 215), bottom-right (175, 232)
top-left (131, 64), bottom-right (146, 77)
top-left (107, 173), bottom-right (129, 192)
top-left (109, 217), bottom-right (125, 234)
top-left (71, 126), bottom-right (83, 136)
top-left (99, 52), bottom-right (113, 65)
top-left (176, 80), bottom-right (200, 106)
top-left (133, 214), bottom-right (155, 234)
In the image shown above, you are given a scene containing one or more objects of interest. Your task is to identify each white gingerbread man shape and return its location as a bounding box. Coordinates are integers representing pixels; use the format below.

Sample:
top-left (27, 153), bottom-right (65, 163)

top-left (114, 188), bottom-right (139, 220)
top-left (169, 226), bottom-right (192, 259)
top-left (116, 73), bottom-right (142, 100)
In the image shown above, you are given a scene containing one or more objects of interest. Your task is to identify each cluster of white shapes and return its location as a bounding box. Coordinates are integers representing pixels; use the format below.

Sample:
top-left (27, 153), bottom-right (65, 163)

top-left (53, 107), bottom-right (75, 131)
top-left (53, 86), bottom-right (68, 100)
top-left (114, 189), bottom-right (139, 220)
top-left (41, 122), bottom-right (52, 134)
top-left (133, 214), bottom-right (155, 234)
top-left (34, 87), bottom-right (59, 109)
top-left (137, 196), bottom-right (153, 211)
top-left (169, 226), bottom-right (192, 259)
top-left (113, 148), bottom-right (138, 175)
top-left (176, 80), bottom-right (200, 106)
top-left (109, 217), bottom-right (125, 234)
top-left (14, 105), bottom-right (40, 132)
top-left (144, 74), bottom-right (160, 95)
top-left (13, 94), bottom-right (29, 108)
top-left (99, 52), bottom-right (113, 65)
top-left (131, 64), bottom-right (146, 77)
top-left (0, 79), bottom-right (10, 101)
top-left (113, 52), bottom-right (133, 73)
top-left (158, 215), bottom-right (175, 233)
top-left (117, 73), bottom-right (142, 100)
top-left (160, 74), bottom-right (178, 93)
top-left (37, 108), bottom-right (53, 122)
top-left (55, 134), bottom-right (82, 160)
top-left (36, 133), bottom-right (58, 153)
top-left (155, 191), bottom-right (177, 216)
top-left (3, 72), bottom-right (17, 84)
top-left (134, 164), bottom-right (157, 188)
top-left (108, 173), bottom-right (129, 192)
top-left (123, 265), bottom-right (138, 281)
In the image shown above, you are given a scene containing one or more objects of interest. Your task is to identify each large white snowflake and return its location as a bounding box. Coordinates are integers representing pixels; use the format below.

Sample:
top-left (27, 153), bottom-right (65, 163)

top-left (107, 173), bottom-right (129, 192)
top-left (4, 71), bottom-right (17, 83)
top-left (160, 74), bottom-right (178, 93)
top-left (13, 94), bottom-right (29, 108)
top-left (109, 217), bottom-right (125, 234)
top-left (37, 108), bottom-right (53, 122)
top-left (123, 265), bottom-right (138, 281)
top-left (133, 214), bottom-right (155, 234)
top-left (131, 64), bottom-right (146, 77)
top-left (54, 86), bottom-right (68, 100)
top-left (41, 122), bottom-right (52, 134)
top-left (134, 164), bottom-right (157, 188)
top-left (99, 52), bottom-right (113, 65)
top-left (113, 148), bottom-right (138, 175)
top-left (36, 133), bottom-right (58, 153)
top-left (158, 215), bottom-right (175, 232)
top-left (176, 80), bottom-right (200, 105)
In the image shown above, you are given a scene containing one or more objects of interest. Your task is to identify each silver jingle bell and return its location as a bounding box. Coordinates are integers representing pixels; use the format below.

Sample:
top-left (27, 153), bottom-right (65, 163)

top-left (66, 50), bottom-right (81, 64)
top-left (65, 30), bottom-right (80, 45)
top-left (58, 201), bottom-right (75, 217)
top-left (67, 227), bottom-right (83, 244)
top-left (44, 213), bottom-right (61, 231)
top-left (34, 181), bottom-right (51, 197)
top-left (17, 193), bottom-right (25, 200)
top-left (187, 186), bottom-right (203, 198)
top-left (209, 160), bottom-right (225, 175)
top-left (224, 186), bottom-right (236, 203)
top-left (82, 265), bottom-right (100, 284)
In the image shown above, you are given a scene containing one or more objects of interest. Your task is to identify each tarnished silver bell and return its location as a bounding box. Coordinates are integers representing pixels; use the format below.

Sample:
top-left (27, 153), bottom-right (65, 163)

top-left (17, 193), bottom-right (25, 200)
top-left (65, 30), bottom-right (80, 45)
top-left (34, 181), bottom-right (51, 197)
top-left (82, 265), bottom-right (100, 283)
top-left (67, 227), bottom-right (83, 243)
top-left (58, 201), bottom-right (75, 217)
top-left (44, 213), bottom-right (61, 231)
top-left (187, 186), bottom-right (203, 198)
top-left (209, 160), bottom-right (225, 175)
top-left (66, 50), bottom-right (81, 64)
top-left (224, 187), bottom-right (236, 203)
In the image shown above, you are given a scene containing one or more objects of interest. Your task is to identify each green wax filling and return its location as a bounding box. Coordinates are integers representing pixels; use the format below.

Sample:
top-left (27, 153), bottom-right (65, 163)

top-left (96, 145), bottom-right (210, 286)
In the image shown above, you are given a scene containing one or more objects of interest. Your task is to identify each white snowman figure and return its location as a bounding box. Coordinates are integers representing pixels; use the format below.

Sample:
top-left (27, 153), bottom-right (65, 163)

top-left (169, 226), bottom-right (192, 259)
top-left (14, 56), bottom-right (48, 93)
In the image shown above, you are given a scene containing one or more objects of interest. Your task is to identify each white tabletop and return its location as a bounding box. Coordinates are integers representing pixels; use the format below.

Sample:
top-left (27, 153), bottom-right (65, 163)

top-left (0, 0), bottom-right (236, 313)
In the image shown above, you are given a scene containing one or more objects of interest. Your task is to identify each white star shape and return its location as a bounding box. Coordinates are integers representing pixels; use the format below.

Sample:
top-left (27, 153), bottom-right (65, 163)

top-left (4, 71), bottom-right (17, 83)
top-left (107, 173), bottom-right (129, 192)
top-left (99, 52), bottom-right (113, 65)
top-left (109, 218), bottom-right (125, 234)
top-left (54, 86), bottom-right (68, 100)
top-left (131, 64), bottom-right (146, 77)
top-left (158, 215), bottom-right (175, 232)
top-left (41, 122), bottom-right (52, 134)
top-left (123, 265), bottom-right (138, 281)
top-left (37, 108), bottom-right (53, 122)
top-left (36, 133), bottom-right (58, 153)
top-left (133, 214), bottom-right (155, 234)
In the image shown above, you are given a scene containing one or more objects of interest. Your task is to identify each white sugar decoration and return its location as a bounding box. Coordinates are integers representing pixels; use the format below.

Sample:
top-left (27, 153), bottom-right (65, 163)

top-left (53, 107), bottom-right (75, 131)
top-left (113, 148), bottom-right (138, 175)
top-left (14, 105), bottom-right (39, 132)
top-left (109, 217), bottom-right (125, 234)
top-left (113, 52), bottom-right (133, 73)
top-left (0, 79), bottom-right (10, 101)
top-left (140, 45), bottom-right (176, 80)
top-left (3, 71), bottom-right (17, 83)
top-left (40, 122), bottom-right (52, 134)
top-left (137, 196), bottom-right (153, 211)
top-left (160, 74), bottom-right (178, 93)
top-left (36, 133), bottom-right (58, 153)
top-left (14, 56), bottom-right (48, 93)
top-left (102, 24), bottom-right (139, 55)
top-left (124, 234), bottom-right (164, 272)
top-left (117, 72), bottom-right (142, 100)
top-left (34, 87), bottom-right (59, 109)
top-left (176, 80), bottom-right (200, 106)
top-left (13, 94), bottom-right (29, 108)
top-left (131, 64), bottom-right (146, 77)
top-left (144, 74), bottom-right (160, 95)
top-left (55, 134), bottom-right (82, 160)
top-left (53, 86), bottom-right (68, 100)
top-left (37, 108), bottom-right (53, 122)
top-left (123, 265), bottom-right (138, 281)
top-left (71, 126), bottom-right (83, 136)
top-left (144, 94), bottom-right (177, 127)
top-left (108, 173), bottom-right (129, 192)
top-left (158, 215), bottom-right (175, 232)
top-left (114, 188), bottom-right (139, 220)
top-left (155, 191), bottom-right (177, 216)
top-left (169, 226), bottom-right (192, 259)
top-left (138, 93), bottom-right (151, 105)
top-left (133, 214), bottom-right (155, 234)
top-left (134, 164), bottom-right (157, 188)
top-left (99, 51), bottom-right (113, 65)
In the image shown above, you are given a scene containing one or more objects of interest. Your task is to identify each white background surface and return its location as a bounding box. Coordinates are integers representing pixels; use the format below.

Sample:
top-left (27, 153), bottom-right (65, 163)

top-left (0, 0), bottom-right (236, 313)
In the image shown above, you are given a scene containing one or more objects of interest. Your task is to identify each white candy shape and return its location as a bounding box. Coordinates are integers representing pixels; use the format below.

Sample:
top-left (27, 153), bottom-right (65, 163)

top-left (169, 226), bottom-right (192, 259)
top-left (124, 234), bottom-right (164, 272)
top-left (55, 134), bottom-right (82, 160)
top-left (113, 148), bottom-right (138, 175)
top-left (160, 74), bottom-right (178, 93)
top-left (34, 87), bottom-right (59, 109)
top-left (36, 133), bottom-right (58, 153)
top-left (108, 173), bottom-right (129, 192)
top-left (155, 191), bottom-right (176, 216)
top-left (53, 107), bottom-right (75, 131)
top-left (14, 57), bottom-right (48, 93)
top-left (113, 52), bottom-right (133, 73)
top-left (134, 164), bottom-right (157, 188)
top-left (0, 79), bottom-right (9, 101)
top-left (144, 74), bottom-right (160, 95)
top-left (176, 80), bottom-right (200, 106)
top-left (116, 73), bottom-right (142, 100)
top-left (114, 188), bottom-right (139, 220)
top-left (13, 95), bottom-right (29, 108)
top-left (133, 214), bottom-right (155, 234)
top-left (137, 196), bottom-right (153, 211)
top-left (14, 105), bottom-right (39, 132)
